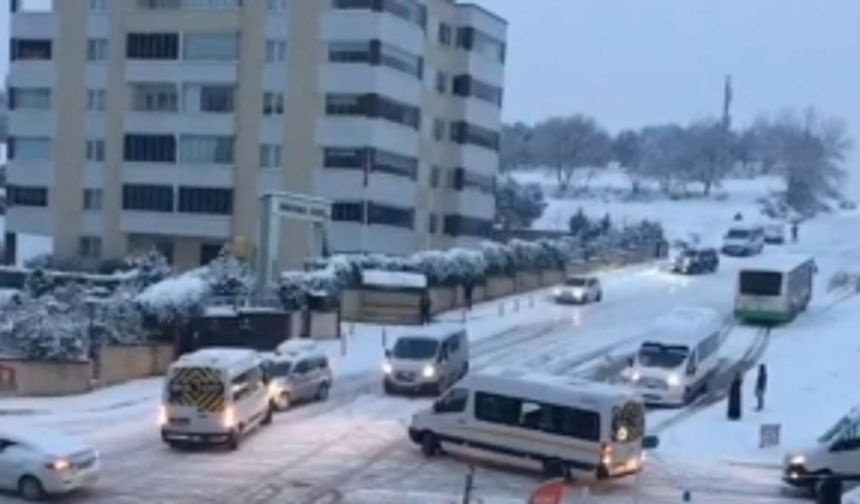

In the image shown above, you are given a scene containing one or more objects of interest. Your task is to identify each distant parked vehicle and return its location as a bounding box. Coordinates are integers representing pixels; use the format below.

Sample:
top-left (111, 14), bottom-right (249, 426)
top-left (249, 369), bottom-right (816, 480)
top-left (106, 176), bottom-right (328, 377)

top-left (734, 254), bottom-right (815, 324)
top-left (671, 248), bottom-right (719, 274)
top-left (262, 340), bottom-right (332, 411)
top-left (721, 224), bottom-right (765, 256)
top-left (783, 405), bottom-right (860, 493)
top-left (553, 276), bottom-right (603, 304)
top-left (764, 223), bottom-right (786, 245)
top-left (0, 428), bottom-right (100, 501)
top-left (383, 326), bottom-right (469, 395)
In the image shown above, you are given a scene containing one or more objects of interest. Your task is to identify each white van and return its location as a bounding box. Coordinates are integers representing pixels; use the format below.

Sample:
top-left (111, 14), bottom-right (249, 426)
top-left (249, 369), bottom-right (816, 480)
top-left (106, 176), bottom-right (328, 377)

top-left (784, 406), bottom-right (860, 491)
top-left (721, 223), bottom-right (765, 256)
top-left (160, 348), bottom-right (273, 450)
top-left (620, 306), bottom-right (725, 406)
top-left (383, 326), bottom-right (469, 395)
top-left (409, 371), bottom-right (655, 480)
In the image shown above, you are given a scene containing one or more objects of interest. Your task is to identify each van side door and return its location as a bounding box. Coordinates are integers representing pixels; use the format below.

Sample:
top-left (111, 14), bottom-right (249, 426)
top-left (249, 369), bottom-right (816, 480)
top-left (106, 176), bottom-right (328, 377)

top-left (829, 421), bottom-right (860, 476)
top-left (292, 359), bottom-right (313, 400)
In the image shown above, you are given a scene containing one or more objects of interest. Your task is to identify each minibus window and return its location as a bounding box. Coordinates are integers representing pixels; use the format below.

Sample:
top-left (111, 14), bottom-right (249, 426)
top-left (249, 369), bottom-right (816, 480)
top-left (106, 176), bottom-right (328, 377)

top-left (434, 388), bottom-right (468, 413)
top-left (393, 338), bottom-right (439, 360)
top-left (739, 271), bottom-right (782, 296)
top-left (819, 417), bottom-right (850, 444)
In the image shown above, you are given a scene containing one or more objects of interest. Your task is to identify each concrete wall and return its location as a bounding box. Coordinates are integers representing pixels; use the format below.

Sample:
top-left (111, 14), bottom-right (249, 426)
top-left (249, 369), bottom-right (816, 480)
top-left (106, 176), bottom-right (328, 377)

top-left (515, 272), bottom-right (542, 291)
top-left (309, 312), bottom-right (340, 340)
top-left (341, 289), bottom-right (362, 321)
top-left (485, 276), bottom-right (516, 299)
top-left (429, 287), bottom-right (456, 314)
top-left (541, 269), bottom-right (565, 287)
top-left (0, 359), bottom-right (92, 397)
top-left (99, 344), bottom-right (175, 387)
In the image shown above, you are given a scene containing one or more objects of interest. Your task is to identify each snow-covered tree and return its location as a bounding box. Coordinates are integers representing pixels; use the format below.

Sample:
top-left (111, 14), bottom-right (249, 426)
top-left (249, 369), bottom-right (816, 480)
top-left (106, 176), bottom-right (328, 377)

top-left (495, 177), bottom-right (546, 230)
top-left (500, 122), bottom-right (534, 173)
top-left (531, 115), bottom-right (613, 193)
top-left (8, 294), bottom-right (89, 361)
top-left (128, 249), bottom-right (172, 291)
top-left (480, 241), bottom-right (515, 276)
top-left (94, 288), bottom-right (145, 345)
top-left (203, 248), bottom-right (254, 300)
top-left (23, 268), bottom-right (55, 298)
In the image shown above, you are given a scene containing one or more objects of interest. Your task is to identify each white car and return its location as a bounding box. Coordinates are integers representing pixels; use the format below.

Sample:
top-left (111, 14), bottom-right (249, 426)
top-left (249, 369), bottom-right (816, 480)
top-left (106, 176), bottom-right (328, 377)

top-left (554, 276), bottom-right (603, 304)
top-left (0, 429), bottom-right (100, 501)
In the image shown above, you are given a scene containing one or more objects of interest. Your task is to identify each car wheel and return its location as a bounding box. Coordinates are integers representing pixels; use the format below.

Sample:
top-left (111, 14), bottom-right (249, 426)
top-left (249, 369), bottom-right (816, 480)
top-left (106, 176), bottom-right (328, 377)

top-left (227, 429), bottom-right (241, 451)
top-left (542, 459), bottom-right (570, 480)
top-left (316, 382), bottom-right (330, 401)
top-left (18, 475), bottom-right (45, 502)
top-left (262, 404), bottom-right (274, 426)
top-left (421, 432), bottom-right (441, 457)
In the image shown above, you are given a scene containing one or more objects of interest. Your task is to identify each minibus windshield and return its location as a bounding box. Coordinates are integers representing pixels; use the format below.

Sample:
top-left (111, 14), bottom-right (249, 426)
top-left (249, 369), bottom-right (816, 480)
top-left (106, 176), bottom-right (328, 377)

top-left (638, 343), bottom-right (688, 369)
top-left (726, 229), bottom-right (750, 239)
top-left (819, 416), bottom-right (850, 444)
top-left (393, 338), bottom-right (439, 360)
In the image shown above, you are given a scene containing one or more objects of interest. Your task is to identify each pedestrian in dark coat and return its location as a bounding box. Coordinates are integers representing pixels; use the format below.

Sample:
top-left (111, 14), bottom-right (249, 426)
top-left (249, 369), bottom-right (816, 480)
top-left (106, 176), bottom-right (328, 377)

top-left (419, 292), bottom-right (432, 325)
top-left (791, 222), bottom-right (799, 243)
top-left (755, 364), bottom-right (768, 411)
top-left (727, 371), bottom-right (743, 420)
top-left (463, 281), bottom-right (474, 311)
top-left (734, 212), bottom-right (743, 222)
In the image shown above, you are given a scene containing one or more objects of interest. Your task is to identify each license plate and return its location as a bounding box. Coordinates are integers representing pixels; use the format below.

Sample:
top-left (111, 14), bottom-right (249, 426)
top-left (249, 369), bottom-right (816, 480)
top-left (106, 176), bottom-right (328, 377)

top-left (170, 418), bottom-right (190, 426)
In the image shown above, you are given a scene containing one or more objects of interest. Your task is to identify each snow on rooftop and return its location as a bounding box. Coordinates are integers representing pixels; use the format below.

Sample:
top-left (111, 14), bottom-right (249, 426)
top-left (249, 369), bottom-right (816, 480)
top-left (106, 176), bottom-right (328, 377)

top-left (361, 269), bottom-right (427, 289)
top-left (175, 347), bottom-right (259, 369)
top-left (137, 269), bottom-right (208, 309)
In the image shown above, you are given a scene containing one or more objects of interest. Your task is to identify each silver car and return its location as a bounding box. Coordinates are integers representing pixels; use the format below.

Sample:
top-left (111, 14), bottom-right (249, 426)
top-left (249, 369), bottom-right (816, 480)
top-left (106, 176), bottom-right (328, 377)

top-left (264, 346), bottom-right (333, 410)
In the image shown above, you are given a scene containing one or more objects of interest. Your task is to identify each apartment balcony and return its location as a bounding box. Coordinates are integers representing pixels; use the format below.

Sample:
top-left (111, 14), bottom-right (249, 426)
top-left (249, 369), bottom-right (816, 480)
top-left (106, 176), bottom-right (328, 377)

top-left (455, 53), bottom-right (505, 88)
top-left (9, 110), bottom-right (56, 137)
top-left (454, 144), bottom-right (500, 178)
top-left (7, 160), bottom-right (54, 187)
top-left (121, 162), bottom-right (233, 188)
top-left (11, 11), bottom-right (57, 39)
top-left (125, 61), bottom-right (237, 84)
top-left (316, 117), bottom-right (420, 158)
top-left (8, 60), bottom-right (56, 88)
top-left (439, 189), bottom-right (495, 219)
top-left (6, 207), bottom-right (53, 236)
top-left (314, 169), bottom-right (418, 209)
top-left (319, 65), bottom-right (422, 107)
top-left (120, 211), bottom-right (231, 240)
top-left (321, 11), bottom-right (424, 56)
top-left (460, 98), bottom-right (502, 133)
top-left (124, 111), bottom-right (235, 136)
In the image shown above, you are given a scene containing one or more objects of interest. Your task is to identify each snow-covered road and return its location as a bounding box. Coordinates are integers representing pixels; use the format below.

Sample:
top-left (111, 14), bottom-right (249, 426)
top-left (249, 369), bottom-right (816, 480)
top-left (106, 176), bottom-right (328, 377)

top-left (3, 241), bottom-right (835, 503)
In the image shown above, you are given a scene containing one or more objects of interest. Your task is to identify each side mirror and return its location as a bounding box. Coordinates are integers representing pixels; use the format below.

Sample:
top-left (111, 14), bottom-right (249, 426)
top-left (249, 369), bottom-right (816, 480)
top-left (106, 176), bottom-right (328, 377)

top-left (384, 349), bottom-right (391, 358)
top-left (627, 357), bottom-right (634, 367)
top-left (642, 435), bottom-right (660, 450)
top-left (432, 401), bottom-right (442, 413)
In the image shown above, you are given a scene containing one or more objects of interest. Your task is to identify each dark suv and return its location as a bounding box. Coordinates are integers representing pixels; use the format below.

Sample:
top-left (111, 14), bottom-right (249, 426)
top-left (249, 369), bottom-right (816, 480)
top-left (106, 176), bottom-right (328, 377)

top-left (672, 248), bottom-right (719, 274)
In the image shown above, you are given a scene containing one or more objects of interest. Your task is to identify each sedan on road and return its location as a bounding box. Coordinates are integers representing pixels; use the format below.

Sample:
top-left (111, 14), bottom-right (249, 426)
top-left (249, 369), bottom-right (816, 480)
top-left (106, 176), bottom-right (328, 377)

top-left (0, 428), bottom-right (100, 501)
top-left (554, 276), bottom-right (603, 304)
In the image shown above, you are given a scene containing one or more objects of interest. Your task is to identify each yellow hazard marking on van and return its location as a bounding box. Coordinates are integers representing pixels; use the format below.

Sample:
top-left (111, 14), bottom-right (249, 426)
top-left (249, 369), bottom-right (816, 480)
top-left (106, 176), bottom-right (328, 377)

top-left (167, 367), bottom-right (225, 412)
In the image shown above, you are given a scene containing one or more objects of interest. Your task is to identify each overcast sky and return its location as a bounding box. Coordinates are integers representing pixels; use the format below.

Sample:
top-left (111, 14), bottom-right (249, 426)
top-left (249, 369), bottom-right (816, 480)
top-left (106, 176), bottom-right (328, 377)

top-left (2, 0), bottom-right (858, 166)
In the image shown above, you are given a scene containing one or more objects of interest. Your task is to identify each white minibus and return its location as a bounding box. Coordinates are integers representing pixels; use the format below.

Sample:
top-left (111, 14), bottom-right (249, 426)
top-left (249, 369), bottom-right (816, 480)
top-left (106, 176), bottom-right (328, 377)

top-left (409, 371), bottom-right (655, 480)
top-left (620, 306), bottom-right (725, 406)
top-left (784, 405), bottom-right (860, 492)
top-left (160, 348), bottom-right (273, 450)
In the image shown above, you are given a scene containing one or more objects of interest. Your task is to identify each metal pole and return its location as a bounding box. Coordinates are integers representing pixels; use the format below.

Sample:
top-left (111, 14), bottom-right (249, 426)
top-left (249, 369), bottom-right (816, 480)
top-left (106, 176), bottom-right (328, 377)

top-left (462, 466), bottom-right (475, 504)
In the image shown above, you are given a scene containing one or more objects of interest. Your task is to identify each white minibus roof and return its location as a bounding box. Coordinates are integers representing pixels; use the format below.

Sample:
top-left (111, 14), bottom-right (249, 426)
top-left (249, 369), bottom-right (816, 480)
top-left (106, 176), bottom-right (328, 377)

top-left (741, 253), bottom-right (814, 274)
top-left (396, 323), bottom-right (466, 342)
top-left (173, 348), bottom-right (260, 375)
top-left (463, 371), bottom-right (640, 408)
top-left (641, 306), bottom-right (723, 347)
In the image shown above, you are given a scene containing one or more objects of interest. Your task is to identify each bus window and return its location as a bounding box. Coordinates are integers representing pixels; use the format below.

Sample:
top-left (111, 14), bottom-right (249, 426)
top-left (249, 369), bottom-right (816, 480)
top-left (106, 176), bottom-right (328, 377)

top-left (740, 271), bottom-right (782, 296)
top-left (434, 388), bottom-right (468, 413)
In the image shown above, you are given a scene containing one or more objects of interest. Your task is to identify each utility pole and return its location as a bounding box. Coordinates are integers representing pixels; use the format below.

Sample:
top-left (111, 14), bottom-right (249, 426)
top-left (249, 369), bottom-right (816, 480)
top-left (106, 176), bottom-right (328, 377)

top-left (722, 74), bottom-right (733, 132)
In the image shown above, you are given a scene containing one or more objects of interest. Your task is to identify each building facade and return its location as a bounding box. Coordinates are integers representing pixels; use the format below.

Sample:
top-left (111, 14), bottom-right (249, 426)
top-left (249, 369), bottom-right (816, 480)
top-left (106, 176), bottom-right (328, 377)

top-left (6, 0), bottom-right (506, 271)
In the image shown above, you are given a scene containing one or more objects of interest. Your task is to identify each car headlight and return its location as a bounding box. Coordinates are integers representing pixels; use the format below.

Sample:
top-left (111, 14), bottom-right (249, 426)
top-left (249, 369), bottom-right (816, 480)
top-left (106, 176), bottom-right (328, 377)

top-left (222, 406), bottom-right (236, 429)
top-left (382, 362), bottom-right (393, 375)
top-left (423, 365), bottom-right (436, 378)
top-left (553, 288), bottom-right (562, 296)
top-left (789, 455), bottom-right (806, 466)
top-left (631, 371), bottom-right (641, 382)
top-left (268, 381), bottom-right (283, 397)
top-left (49, 459), bottom-right (71, 472)
top-left (158, 405), bottom-right (167, 427)
top-left (666, 374), bottom-right (681, 387)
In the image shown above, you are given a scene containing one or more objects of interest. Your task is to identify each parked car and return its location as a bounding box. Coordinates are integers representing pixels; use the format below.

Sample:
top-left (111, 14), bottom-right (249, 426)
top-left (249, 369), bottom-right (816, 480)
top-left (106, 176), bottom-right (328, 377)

top-left (671, 248), bottom-right (719, 274)
top-left (764, 223), bottom-right (786, 245)
top-left (0, 428), bottom-right (100, 501)
top-left (263, 340), bottom-right (333, 410)
top-left (383, 326), bottom-right (469, 395)
top-left (721, 224), bottom-right (765, 256)
top-left (553, 276), bottom-right (603, 304)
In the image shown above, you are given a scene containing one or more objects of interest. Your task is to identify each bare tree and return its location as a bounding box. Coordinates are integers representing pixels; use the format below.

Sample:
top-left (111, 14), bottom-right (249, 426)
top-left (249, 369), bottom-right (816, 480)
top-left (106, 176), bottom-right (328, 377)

top-left (638, 124), bottom-right (688, 194)
top-left (613, 130), bottom-right (643, 195)
top-left (684, 119), bottom-right (732, 196)
top-left (531, 115), bottom-right (612, 193)
top-left (500, 122), bottom-right (533, 173)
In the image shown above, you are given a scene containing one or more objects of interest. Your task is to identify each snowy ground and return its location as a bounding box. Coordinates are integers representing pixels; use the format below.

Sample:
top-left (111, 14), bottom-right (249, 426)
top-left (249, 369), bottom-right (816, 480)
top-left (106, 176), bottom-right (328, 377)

top-left (3, 175), bottom-right (860, 502)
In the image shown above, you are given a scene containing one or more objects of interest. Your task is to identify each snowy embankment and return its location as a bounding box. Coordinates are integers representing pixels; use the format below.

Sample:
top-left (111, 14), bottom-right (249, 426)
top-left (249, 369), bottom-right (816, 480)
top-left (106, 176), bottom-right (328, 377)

top-left (654, 213), bottom-right (860, 475)
top-left (515, 169), bottom-right (782, 245)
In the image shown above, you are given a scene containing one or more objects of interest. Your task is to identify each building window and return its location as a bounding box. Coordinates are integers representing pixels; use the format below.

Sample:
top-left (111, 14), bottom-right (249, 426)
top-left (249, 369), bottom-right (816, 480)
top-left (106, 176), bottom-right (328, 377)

top-left (332, 201), bottom-right (364, 223)
top-left (79, 236), bottom-right (103, 259)
top-left (179, 135), bottom-right (235, 164)
top-left (8, 87), bottom-right (51, 110)
top-left (450, 167), bottom-right (494, 194)
top-left (433, 119), bottom-right (445, 141)
top-left (368, 202), bottom-right (414, 229)
top-left (375, 41), bottom-right (423, 78)
top-left (86, 139), bottom-right (106, 162)
top-left (325, 94), bottom-right (419, 130)
top-left (373, 149), bottom-right (418, 180)
top-left (325, 94), bottom-right (364, 116)
top-left (127, 33), bottom-right (179, 60)
top-left (259, 144), bottom-right (282, 169)
top-left (123, 185), bottom-right (174, 212)
top-left (267, 0), bottom-right (287, 11)
top-left (333, 0), bottom-right (426, 29)
top-left (124, 134), bottom-right (176, 163)
top-left (457, 27), bottom-right (506, 63)
top-left (183, 83), bottom-right (234, 113)
top-left (438, 23), bottom-right (452, 46)
top-left (183, 32), bottom-right (239, 61)
top-left (322, 147), bottom-right (416, 180)
top-left (450, 121), bottom-right (500, 151)
top-left (131, 83), bottom-right (178, 112)
top-left (11, 39), bottom-right (52, 60)
top-left (8, 137), bottom-right (51, 161)
top-left (429, 165), bottom-right (441, 188)
top-left (323, 147), bottom-right (365, 169)
top-left (83, 188), bottom-right (104, 211)
top-left (178, 187), bottom-right (233, 215)
top-left (89, 0), bottom-right (109, 11)
top-left (328, 41), bottom-right (371, 63)
top-left (435, 71), bottom-right (448, 94)
top-left (87, 89), bottom-right (107, 112)
top-left (8, 186), bottom-right (48, 207)
top-left (263, 91), bottom-right (284, 116)
top-left (428, 213), bottom-right (438, 234)
top-left (87, 38), bottom-right (108, 62)
top-left (453, 75), bottom-right (503, 106)
top-left (265, 39), bottom-right (286, 63)
top-left (443, 214), bottom-right (493, 238)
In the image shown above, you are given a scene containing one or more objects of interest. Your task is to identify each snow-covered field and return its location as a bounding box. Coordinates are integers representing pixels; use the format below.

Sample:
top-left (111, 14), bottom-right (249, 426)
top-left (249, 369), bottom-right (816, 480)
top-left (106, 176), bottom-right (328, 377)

top-left (4, 173), bottom-right (860, 502)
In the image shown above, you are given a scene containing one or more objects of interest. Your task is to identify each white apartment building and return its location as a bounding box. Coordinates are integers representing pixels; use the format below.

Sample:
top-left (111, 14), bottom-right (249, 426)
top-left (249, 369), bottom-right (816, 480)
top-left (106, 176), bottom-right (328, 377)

top-left (6, 0), bottom-right (506, 271)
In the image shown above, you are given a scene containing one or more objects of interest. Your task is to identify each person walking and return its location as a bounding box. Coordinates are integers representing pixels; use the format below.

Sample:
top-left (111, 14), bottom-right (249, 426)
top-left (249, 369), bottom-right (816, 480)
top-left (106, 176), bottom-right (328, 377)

top-left (727, 371), bottom-right (743, 421)
top-left (755, 364), bottom-right (768, 411)
top-left (734, 212), bottom-right (743, 222)
top-left (791, 221), bottom-right (799, 243)
top-left (463, 280), bottom-right (474, 312)
top-left (419, 292), bottom-right (432, 325)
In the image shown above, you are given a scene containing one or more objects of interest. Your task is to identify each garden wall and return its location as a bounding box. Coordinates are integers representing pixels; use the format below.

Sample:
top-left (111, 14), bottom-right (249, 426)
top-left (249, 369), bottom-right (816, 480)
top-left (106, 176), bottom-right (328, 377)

top-left (98, 344), bottom-right (174, 387)
top-left (0, 359), bottom-right (92, 397)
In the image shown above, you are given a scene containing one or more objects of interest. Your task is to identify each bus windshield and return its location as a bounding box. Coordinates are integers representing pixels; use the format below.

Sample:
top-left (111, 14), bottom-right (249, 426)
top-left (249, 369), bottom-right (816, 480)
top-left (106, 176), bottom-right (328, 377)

top-left (638, 343), bottom-right (689, 369)
top-left (740, 271), bottom-right (782, 296)
top-left (392, 338), bottom-right (439, 360)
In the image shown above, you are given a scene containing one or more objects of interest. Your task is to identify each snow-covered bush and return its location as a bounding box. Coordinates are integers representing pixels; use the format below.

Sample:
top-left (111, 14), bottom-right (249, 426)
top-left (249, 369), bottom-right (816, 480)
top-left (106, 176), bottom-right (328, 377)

top-left (94, 288), bottom-right (146, 346)
top-left (508, 239), bottom-right (544, 271)
top-left (480, 241), bottom-right (515, 276)
top-left (128, 249), bottom-right (172, 291)
top-left (279, 268), bottom-right (341, 311)
top-left (3, 293), bottom-right (90, 361)
top-left (136, 269), bottom-right (208, 327)
top-left (24, 268), bottom-right (55, 298)
top-left (203, 248), bottom-right (254, 300)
